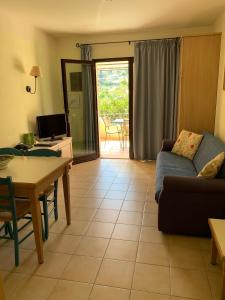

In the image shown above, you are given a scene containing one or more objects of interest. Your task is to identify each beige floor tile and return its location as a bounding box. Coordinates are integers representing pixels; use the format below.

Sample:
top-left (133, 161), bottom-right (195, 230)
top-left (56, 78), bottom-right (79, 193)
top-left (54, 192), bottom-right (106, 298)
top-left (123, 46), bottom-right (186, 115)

top-left (71, 208), bottom-right (97, 221)
top-left (122, 201), bottom-right (145, 212)
top-left (105, 191), bottom-right (127, 201)
top-left (142, 213), bottom-right (158, 227)
top-left (86, 221), bottom-right (114, 238)
top-left (201, 250), bottom-right (221, 273)
top-left (93, 182), bottom-right (112, 189)
top-left (0, 247), bottom-right (34, 272)
top-left (96, 259), bottom-right (134, 289)
top-left (90, 285), bottom-right (130, 300)
top-left (83, 189), bottom-right (108, 198)
top-left (48, 280), bottom-right (92, 300)
top-left (137, 242), bottom-right (170, 266)
top-left (170, 267), bottom-right (212, 299)
top-left (110, 183), bottom-right (129, 192)
top-left (125, 191), bottom-right (147, 201)
top-left (3, 272), bottom-right (30, 299)
top-left (207, 271), bottom-right (221, 300)
top-left (49, 219), bottom-right (90, 235)
top-left (100, 199), bottom-right (123, 210)
top-left (15, 251), bottom-right (71, 278)
top-left (168, 235), bottom-right (201, 250)
top-left (9, 275), bottom-right (57, 300)
top-left (97, 176), bottom-right (115, 183)
top-left (44, 233), bottom-right (80, 254)
top-left (169, 245), bottom-right (205, 270)
top-left (132, 263), bottom-right (170, 295)
top-left (114, 177), bottom-right (131, 184)
top-left (75, 236), bottom-right (109, 257)
top-left (128, 184), bottom-right (149, 192)
top-left (94, 209), bottom-right (119, 223)
top-left (140, 227), bottom-right (169, 244)
top-left (144, 201), bottom-right (158, 213)
top-left (73, 197), bottom-right (103, 209)
top-left (117, 211), bottom-right (143, 225)
top-left (105, 239), bottom-right (138, 261)
top-left (70, 188), bottom-right (87, 196)
top-left (130, 290), bottom-right (170, 300)
top-left (112, 224), bottom-right (141, 241)
top-left (62, 255), bottom-right (101, 283)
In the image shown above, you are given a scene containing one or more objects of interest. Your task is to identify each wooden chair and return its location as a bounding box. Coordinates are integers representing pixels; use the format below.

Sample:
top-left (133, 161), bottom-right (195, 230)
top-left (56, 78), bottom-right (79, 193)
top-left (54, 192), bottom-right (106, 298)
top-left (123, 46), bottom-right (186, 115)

top-left (0, 148), bottom-right (24, 156)
top-left (25, 149), bottom-right (61, 240)
top-left (0, 176), bottom-right (34, 266)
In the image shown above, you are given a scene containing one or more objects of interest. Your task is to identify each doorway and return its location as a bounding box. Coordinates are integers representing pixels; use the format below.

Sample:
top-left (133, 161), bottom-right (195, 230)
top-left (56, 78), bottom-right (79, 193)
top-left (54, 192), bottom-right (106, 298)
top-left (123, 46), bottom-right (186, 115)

top-left (61, 57), bottom-right (133, 163)
top-left (95, 58), bottom-right (133, 159)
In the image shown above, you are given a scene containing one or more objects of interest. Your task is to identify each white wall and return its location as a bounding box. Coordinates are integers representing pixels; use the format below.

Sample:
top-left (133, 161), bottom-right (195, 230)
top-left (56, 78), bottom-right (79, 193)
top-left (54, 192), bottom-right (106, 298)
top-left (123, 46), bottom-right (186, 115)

top-left (0, 11), bottom-right (60, 146)
top-left (214, 10), bottom-right (225, 142)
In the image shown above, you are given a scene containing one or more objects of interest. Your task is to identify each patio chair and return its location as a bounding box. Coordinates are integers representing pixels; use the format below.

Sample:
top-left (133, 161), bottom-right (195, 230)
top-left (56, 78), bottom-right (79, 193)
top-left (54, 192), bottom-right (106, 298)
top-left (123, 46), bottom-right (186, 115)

top-left (121, 119), bottom-right (129, 150)
top-left (102, 116), bottom-right (122, 146)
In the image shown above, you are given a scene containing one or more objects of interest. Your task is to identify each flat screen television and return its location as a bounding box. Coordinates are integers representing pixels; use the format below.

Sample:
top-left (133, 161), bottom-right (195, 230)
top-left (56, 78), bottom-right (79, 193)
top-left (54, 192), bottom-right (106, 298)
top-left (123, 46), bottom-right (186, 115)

top-left (36, 113), bottom-right (67, 140)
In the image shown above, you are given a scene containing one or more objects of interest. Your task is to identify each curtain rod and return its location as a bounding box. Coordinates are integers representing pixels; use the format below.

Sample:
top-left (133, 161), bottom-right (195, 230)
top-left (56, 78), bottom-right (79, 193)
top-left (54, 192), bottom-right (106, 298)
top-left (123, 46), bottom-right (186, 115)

top-left (75, 37), bottom-right (179, 48)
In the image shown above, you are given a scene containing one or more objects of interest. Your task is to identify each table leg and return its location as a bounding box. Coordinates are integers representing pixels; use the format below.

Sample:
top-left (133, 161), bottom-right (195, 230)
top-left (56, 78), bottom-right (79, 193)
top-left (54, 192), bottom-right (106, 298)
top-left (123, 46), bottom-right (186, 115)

top-left (30, 191), bottom-right (44, 264)
top-left (211, 237), bottom-right (218, 265)
top-left (62, 165), bottom-right (71, 225)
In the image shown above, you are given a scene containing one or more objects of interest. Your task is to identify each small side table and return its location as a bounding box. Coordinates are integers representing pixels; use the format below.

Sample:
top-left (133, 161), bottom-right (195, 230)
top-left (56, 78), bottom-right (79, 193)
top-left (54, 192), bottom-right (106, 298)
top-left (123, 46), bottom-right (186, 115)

top-left (209, 218), bottom-right (225, 300)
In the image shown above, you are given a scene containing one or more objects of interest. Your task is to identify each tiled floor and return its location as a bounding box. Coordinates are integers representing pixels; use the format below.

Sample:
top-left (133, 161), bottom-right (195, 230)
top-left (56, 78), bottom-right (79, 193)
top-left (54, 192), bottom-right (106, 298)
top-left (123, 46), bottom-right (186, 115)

top-left (0, 159), bottom-right (222, 299)
top-left (100, 140), bottom-right (129, 158)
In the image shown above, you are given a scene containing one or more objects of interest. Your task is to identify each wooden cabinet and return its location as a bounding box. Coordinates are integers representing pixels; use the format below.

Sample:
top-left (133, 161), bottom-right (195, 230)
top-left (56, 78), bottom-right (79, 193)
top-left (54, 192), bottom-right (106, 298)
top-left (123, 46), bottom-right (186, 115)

top-left (32, 137), bottom-right (73, 164)
top-left (177, 34), bottom-right (221, 134)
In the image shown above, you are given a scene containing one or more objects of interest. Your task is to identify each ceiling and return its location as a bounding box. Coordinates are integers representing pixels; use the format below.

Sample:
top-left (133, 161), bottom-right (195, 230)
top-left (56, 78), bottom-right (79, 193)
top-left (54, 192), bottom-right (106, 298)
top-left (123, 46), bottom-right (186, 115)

top-left (0, 0), bottom-right (224, 35)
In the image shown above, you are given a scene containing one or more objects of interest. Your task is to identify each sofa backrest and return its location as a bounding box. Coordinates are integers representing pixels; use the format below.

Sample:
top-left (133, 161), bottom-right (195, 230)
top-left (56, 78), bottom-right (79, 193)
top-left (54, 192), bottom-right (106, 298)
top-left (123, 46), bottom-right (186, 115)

top-left (193, 132), bottom-right (225, 178)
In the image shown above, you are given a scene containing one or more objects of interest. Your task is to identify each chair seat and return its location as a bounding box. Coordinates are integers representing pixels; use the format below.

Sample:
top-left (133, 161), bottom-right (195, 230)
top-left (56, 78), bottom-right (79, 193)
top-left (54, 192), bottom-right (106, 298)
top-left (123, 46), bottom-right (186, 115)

top-left (0, 199), bottom-right (30, 221)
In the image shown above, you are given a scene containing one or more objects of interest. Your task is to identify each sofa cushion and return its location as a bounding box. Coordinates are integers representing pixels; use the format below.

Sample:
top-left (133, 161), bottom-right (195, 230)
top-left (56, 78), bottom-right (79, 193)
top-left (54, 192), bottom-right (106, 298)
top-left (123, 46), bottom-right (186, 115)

top-left (155, 151), bottom-right (197, 201)
top-left (197, 152), bottom-right (225, 179)
top-left (193, 133), bottom-right (225, 178)
top-left (172, 130), bottom-right (203, 160)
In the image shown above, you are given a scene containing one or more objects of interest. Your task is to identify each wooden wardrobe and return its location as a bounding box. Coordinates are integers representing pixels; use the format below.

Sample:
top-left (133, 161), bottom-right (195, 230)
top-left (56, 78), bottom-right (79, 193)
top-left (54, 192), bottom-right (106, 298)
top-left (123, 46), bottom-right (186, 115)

top-left (177, 33), bottom-right (221, 134)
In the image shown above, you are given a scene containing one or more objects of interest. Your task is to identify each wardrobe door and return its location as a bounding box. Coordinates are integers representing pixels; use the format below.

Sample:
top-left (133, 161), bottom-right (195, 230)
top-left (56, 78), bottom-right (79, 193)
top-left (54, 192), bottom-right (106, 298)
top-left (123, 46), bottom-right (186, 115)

top-left (178, 34), bottom-right (221, 134)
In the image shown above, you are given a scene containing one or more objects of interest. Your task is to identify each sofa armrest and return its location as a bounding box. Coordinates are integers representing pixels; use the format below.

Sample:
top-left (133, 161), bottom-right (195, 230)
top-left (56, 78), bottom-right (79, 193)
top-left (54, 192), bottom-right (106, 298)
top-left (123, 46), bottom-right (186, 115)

top-left (161, 139), bottom-right (175, 152)
top-left (163, 176), bottom-right (225, 194)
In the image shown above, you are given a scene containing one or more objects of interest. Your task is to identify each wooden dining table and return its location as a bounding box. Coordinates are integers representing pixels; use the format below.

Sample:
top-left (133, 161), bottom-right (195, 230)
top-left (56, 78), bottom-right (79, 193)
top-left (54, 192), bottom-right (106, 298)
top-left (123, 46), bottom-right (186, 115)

top-left (0, 156), bottom-right (72, 264)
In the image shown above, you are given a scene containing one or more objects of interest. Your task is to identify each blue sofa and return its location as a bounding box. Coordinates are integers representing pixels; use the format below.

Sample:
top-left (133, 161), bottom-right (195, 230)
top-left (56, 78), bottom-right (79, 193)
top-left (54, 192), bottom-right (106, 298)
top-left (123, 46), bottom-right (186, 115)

top-left (155, 132), bottom-right (225, 236)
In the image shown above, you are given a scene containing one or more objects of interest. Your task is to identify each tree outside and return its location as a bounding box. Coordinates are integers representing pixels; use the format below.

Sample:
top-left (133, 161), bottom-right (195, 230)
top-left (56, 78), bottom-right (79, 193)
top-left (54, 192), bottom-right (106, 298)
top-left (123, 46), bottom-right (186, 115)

top-left (97, 66), bottom-right (129, 120)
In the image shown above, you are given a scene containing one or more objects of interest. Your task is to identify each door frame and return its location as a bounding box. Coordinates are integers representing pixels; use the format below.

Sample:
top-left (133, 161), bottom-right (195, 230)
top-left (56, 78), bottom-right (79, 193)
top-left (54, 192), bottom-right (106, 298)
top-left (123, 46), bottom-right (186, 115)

top-left (93, 57), bottom-right (134, 159)
top-left (61, 59), bottom-right (100, 164)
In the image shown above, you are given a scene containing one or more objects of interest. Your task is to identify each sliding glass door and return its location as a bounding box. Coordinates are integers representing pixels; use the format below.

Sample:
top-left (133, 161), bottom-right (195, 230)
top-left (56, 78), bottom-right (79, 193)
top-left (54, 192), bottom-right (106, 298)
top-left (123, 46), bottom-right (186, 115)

top-left (61, 59), bottom-right (99, 163)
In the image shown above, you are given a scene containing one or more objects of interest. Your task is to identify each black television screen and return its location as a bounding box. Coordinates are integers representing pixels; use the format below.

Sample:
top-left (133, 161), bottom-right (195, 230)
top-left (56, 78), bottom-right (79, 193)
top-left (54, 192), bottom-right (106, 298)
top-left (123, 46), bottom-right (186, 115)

top-left (36, 114), bottom-right (67, 139)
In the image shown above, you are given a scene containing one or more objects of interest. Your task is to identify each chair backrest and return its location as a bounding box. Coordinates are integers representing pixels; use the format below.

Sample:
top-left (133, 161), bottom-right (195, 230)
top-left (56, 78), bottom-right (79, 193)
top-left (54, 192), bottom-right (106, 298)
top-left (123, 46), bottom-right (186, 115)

top-left (24, 149), bottom-right (62, 157)
top-left (0, 148), bottom-right (24, 156)
top-left (0, 176), bottom-right (15, 217)
top-left (102, 116), bottom-right (111, 127)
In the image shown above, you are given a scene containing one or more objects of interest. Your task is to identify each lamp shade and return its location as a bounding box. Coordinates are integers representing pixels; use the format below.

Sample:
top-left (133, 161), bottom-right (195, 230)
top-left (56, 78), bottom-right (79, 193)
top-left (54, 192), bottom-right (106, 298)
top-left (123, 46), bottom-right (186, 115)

top-left (29, 66), bottom-right (41, 77)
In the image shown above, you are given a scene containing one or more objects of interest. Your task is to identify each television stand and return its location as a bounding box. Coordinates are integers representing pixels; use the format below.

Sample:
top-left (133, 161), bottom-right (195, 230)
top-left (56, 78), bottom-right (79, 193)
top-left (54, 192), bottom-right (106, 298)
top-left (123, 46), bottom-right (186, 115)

top-left (45, 137), bottom-right (64, 141)
top-left (31, 137), bottom-right (73, 165)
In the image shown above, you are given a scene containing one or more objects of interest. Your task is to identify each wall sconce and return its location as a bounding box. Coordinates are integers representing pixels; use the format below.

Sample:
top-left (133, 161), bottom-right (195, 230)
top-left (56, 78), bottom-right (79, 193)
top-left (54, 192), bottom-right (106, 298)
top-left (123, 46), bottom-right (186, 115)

top-left (26, 66), bottom-right (41, 94)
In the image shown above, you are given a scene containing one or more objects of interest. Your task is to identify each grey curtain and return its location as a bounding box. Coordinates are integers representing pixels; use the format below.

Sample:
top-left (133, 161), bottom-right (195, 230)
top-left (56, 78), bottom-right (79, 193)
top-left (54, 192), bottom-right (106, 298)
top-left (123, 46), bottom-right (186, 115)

top-left (133, 38), bottom-right (180, 160)
top-left (80, 45), bottom-right (96, 153)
